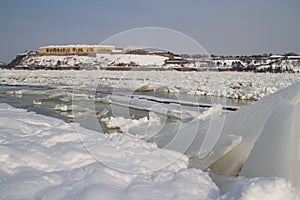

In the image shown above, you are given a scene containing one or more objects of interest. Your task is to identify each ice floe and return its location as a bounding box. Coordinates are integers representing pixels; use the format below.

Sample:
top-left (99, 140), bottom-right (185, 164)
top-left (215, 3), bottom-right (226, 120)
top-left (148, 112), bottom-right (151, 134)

top-left (1, 69), bottom-right (300, 101)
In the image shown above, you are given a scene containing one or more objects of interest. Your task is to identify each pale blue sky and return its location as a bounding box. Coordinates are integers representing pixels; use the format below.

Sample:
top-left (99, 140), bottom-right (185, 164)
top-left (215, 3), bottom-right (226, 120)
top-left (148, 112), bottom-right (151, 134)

top-left (1, 0), bottom-right (300, 62)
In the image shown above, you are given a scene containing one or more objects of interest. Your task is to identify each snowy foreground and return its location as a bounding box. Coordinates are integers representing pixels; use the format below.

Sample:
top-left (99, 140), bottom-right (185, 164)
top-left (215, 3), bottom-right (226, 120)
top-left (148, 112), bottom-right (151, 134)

top-left (1, 69), bottom-right (300, 100)
top-left (1, 82), bottom-right (300, 199)
top-left (0, 103), bottom-right (298, 200)
top-left (1, 69), bottom-right (300, 199)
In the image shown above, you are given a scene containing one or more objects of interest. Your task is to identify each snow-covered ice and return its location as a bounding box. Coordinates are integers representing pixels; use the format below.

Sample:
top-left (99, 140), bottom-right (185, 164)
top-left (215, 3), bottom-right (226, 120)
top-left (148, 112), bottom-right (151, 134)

top-left (1, 69), bottom-right (300, 100)
top-left (54, 104), bottom-right (69, 112)
top-left (100, 112), bottom-right (161, 137)
top-left (1, 69), bottom-right (300, 199)
top-left (0, 96), bottom-right (299, 199)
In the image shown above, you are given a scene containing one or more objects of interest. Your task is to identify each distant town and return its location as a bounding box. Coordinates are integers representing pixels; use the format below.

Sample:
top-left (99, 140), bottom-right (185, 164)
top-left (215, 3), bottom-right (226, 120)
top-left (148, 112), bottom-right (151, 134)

top-left (1, 44), bottom-right (300, 73)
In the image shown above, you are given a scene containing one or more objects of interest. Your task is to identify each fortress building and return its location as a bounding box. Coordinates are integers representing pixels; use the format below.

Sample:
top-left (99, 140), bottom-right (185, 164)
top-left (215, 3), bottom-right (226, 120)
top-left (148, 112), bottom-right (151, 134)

top-left (38, 45), bottom-right (116, 55)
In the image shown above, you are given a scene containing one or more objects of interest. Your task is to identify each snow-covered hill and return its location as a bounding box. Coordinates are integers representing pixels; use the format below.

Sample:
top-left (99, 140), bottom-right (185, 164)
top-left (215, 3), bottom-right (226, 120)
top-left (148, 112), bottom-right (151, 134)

top-left (10, 53), bottom-right (300, 72)
top-left (14, 54), bottom-right (170, 70)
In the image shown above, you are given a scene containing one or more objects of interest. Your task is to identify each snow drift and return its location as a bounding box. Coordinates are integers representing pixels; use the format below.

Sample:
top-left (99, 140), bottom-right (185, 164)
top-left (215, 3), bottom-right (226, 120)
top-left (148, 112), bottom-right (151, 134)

top-left (0, 102), bottom-right (299, 199)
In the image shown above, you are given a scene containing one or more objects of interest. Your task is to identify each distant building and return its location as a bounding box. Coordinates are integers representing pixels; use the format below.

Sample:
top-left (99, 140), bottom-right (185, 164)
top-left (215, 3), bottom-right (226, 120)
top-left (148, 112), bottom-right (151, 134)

top-left (38, 45), bottom-right (116, 55)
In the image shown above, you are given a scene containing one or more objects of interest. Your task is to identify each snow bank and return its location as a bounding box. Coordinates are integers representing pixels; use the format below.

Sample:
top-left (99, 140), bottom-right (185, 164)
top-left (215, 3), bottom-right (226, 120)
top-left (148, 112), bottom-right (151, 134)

top-left (221, 177), bottom-right (299, 200)
top-left (0, 103), bottom-right (218, 199)
top-left (0, 103), bottom-right (298, 199)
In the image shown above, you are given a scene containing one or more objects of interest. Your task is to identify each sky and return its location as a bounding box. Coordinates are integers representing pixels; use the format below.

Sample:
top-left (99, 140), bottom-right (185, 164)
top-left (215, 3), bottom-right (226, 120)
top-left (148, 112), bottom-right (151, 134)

top-left (0, 0), bottom-right (300, 62)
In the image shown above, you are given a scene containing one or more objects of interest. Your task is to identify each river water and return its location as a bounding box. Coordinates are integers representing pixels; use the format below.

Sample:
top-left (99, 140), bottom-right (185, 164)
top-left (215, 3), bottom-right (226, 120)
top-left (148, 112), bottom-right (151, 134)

top-left (0, 84), bottom-right (250, 138)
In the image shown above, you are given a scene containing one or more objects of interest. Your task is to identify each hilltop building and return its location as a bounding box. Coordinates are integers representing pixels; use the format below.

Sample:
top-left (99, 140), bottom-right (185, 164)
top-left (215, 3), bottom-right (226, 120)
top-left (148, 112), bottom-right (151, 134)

top-left (38, 45), bottom-right (116, 55)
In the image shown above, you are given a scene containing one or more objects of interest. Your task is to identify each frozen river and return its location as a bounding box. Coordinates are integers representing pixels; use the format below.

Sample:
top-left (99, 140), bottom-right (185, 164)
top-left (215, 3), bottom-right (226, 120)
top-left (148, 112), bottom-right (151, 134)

top-left (0, 83), bottom-right (246, 133)
top-left (1, 70), bottom-right (300, 199)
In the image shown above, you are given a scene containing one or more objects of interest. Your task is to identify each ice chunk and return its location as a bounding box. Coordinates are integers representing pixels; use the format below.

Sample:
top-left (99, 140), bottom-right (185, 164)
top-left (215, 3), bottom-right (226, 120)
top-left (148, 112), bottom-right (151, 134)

top-left (33, 100), bottom-right (42, 105)
top-left (166, 82), bottom-right (300, 179)
top-left (240, 96), bottom-right (300, 195)
top-left (101, 112), bottom-right (162, 138)
top-left (54, 104), bottom-right (69, 112)
top-left (196, 104), bottom-right (223, 120)
top-left (159, 103), bottom-right (228, 160)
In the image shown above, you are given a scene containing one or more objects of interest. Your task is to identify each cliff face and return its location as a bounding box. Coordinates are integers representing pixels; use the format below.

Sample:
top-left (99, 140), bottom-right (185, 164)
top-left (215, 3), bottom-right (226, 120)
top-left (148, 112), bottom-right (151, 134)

top-left (0, 54), bottom-right (27, 69)
top-left (7, 54), bottom-right (85, 70)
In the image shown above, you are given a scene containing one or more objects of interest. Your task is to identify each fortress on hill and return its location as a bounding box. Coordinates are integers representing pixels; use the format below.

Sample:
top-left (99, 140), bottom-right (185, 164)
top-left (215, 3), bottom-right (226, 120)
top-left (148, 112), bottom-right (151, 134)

top-left (38, 45), bottom-right (117, 55)
top-left (1, 43), bottom-right (299, 73)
